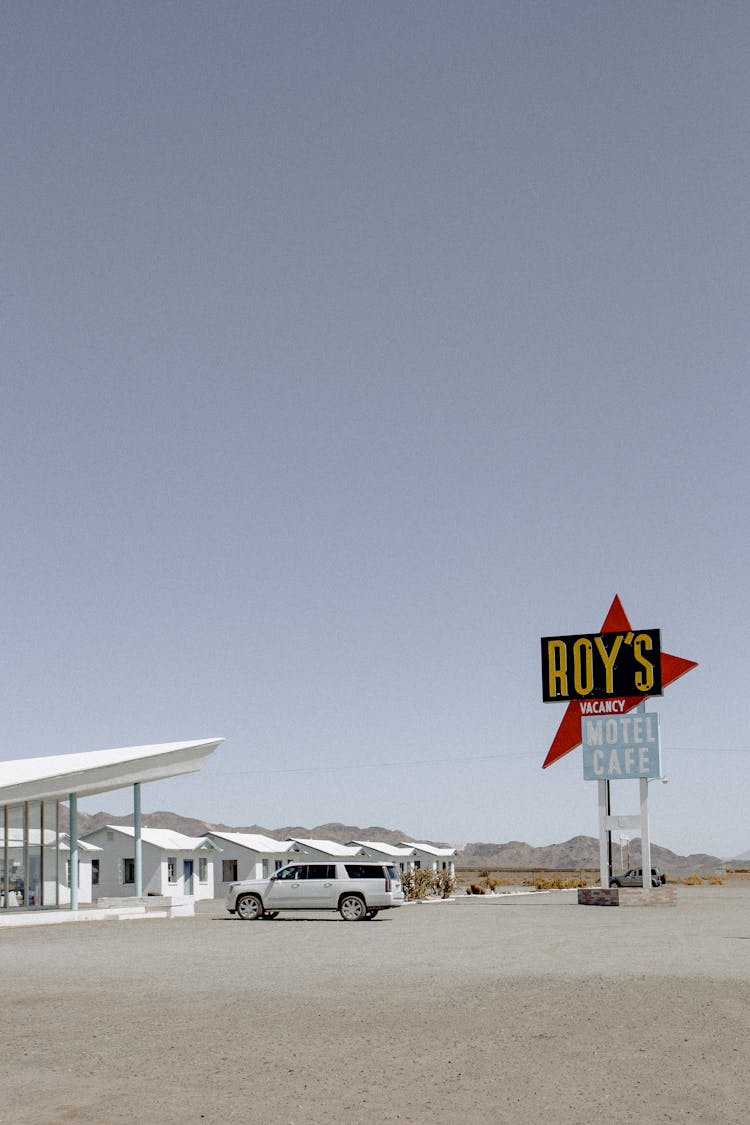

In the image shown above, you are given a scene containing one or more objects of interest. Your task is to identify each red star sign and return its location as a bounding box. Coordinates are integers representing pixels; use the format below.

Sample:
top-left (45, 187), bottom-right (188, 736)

top-left (542, 594), bottom-right (698, 769)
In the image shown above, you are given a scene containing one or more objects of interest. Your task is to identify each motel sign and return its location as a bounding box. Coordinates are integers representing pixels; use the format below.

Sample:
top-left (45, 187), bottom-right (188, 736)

top-left (581, 712), bottom-right (661, 781)
top-left (541, 628), bottom-right (662, 703)
top-left (541, 596), bottom-right (697, 894)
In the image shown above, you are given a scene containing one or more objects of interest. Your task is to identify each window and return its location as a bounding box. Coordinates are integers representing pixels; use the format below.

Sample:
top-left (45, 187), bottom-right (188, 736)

top-left (262, 859), bottom-right (269, 878)
top-left (275, 865), bottom-right (304, 881)
top-left (344, 864), bottom-right (386, 881)
top-left (222, 859), bottom-right (238, 883)
top-left (305, 864), bottom-right (335, 880)
top-left (274, 859), bottom-right (284, 872)
top-left (198, 857), bottom-right (208, 883)
top-left (106, 830), bottom-right (114, 841)
top-left (167, 857), bottom-right (178, 884)
top-left (122, 858), bottom-right (135, 885)
top-left (92, 859), bottom-right (100, 885)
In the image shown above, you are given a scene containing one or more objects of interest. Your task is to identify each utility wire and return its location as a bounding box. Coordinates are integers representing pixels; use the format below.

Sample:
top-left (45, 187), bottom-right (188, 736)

top-left (209, 744), bottom-right (750, 778)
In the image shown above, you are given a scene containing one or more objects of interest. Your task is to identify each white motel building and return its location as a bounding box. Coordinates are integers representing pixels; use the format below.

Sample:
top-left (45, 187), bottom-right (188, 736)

top-left (1, 735), bottom-right (458, 922)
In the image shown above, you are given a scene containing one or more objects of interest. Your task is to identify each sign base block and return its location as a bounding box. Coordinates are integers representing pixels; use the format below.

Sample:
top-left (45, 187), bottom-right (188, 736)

top-left (578, 886), bottom-right (619, 906)
top-left (578, 886), bottom-right (677, 907)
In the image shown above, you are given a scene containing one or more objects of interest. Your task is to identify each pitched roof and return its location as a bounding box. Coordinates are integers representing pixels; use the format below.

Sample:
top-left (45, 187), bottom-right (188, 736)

top-left (59, 834), bottom-right (102, 853)
top-left (287, 838), bottom-right (363, 858)
top-left (207, 831), bottom-right (294, 854)
top-left (85, 825), bottom-right (215, 851)
top-left (350, 840), bottom-right (416, 857)
top-left (400, 841), bottom-right (457, 857)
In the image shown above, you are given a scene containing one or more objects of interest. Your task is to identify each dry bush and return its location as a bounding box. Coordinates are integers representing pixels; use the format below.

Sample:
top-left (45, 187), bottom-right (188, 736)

top-left (466, 882), bottom-right (486, 895)
top-left (433, 869), bottom-right (457, 899)
top-left (401, 867), bottom-right (436, 901)
top-left (402, 867), bottom-right (456, 900)
top-left (533, 875), bottom-right (589, 890)
top-left (709, 874), bottom-right (723, 885)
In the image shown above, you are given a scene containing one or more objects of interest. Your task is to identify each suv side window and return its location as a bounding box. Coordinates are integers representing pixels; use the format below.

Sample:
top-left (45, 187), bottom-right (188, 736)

top-left (305, 864), bottom-right (335, 879)
top-left (275, 865), bottom-right (304, 881)
top-left (344, 864), bottom-right (385, 880)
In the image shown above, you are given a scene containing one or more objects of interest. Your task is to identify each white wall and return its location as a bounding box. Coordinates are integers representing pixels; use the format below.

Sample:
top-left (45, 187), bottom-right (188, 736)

top-left (83, 830), bottom-right (216, 899)
top-left (57, 855), bottom-right (95, 905)
top-left (206, 835), bottom-right (289, 894)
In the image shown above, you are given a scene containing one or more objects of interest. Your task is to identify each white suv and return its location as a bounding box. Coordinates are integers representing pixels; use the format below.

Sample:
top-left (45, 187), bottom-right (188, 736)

top-left (225, 861), bottom-right (404, 921)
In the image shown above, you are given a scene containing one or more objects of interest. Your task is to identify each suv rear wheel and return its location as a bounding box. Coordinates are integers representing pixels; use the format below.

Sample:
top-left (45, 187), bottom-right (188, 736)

top-left (236, 893), bottom-right (264, 920)
top-left (339, 894), bottom-right (367, 921)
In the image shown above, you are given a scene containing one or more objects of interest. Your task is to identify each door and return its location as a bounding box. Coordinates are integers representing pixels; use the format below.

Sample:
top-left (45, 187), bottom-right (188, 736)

top-left (300, 864), bottom-right (337, 907)
top-left (183, 860), bottom-right (194, 895)
top-left (264, 864), bottom-right (309, 908)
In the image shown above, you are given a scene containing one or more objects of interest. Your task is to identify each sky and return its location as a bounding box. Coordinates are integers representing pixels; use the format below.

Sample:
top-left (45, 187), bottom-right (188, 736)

top-left (2, 2), bottom-right (749, 858)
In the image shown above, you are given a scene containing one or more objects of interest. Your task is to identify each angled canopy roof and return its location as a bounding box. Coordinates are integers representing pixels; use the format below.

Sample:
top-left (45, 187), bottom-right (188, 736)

top-left (0, 738), bottom-right (223, 805)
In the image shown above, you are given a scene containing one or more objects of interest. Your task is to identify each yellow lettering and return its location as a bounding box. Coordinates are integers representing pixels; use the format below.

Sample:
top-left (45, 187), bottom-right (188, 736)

top-left (547, 640), bottom-right (568, 698)
top-left (594, 633), bottom-right (623, 694)
top-left (634, 632), bottom-right (655, 691)
top-left (573, 637), bottom-right (593, 696)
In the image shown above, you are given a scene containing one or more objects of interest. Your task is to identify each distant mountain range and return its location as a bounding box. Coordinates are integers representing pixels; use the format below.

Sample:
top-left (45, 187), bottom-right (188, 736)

top-left (66, 809), bottom-right (734, 874)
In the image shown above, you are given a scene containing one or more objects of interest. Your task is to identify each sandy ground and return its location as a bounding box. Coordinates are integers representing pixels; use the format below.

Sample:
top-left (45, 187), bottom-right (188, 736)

top-left (2, 884), bottom-right (748, 1124)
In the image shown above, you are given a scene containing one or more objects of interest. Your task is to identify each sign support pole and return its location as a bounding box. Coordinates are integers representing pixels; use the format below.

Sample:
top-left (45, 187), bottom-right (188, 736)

top-left (597, 780), bottom-right (610, 888)
top-left (640, 778), bottom-right (651, 893)
top-left (635, 700), bottom-right (651, 893)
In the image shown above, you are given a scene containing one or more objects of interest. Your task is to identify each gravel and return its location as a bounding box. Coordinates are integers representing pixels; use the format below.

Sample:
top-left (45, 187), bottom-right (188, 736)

top-left (4, 883), bottom-right (749, 1124)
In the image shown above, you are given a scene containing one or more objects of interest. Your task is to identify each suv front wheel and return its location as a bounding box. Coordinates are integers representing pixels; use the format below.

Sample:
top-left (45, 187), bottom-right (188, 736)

top-left (339, 894), bottom-right (367, 921)
top-left (236, 893), bottom-right (264, 920)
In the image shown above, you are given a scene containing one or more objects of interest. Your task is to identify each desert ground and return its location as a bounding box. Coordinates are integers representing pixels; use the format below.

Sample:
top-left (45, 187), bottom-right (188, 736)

top-left (3, 882), bottom-right (748, 1124)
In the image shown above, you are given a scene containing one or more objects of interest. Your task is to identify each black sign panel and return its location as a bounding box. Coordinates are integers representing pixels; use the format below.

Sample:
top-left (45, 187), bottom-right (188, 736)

top-left (541, 628), bottom-right (662, 702)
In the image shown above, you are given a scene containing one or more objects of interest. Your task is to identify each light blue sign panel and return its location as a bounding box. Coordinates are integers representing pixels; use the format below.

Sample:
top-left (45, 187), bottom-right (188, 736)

top-left (582, 712), bottom-right (661, 780)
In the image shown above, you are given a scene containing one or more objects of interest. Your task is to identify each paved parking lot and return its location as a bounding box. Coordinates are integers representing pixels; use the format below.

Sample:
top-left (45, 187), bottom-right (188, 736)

top-left (4, 884), bottom-right (749, 1123)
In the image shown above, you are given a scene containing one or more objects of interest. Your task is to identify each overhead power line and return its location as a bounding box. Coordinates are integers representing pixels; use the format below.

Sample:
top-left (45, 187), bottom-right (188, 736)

top-left (209, 744), bottom-right (750, 779)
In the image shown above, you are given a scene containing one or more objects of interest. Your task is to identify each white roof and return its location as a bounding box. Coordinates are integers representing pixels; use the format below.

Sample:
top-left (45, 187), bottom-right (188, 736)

top-left (350, 840), bottom-right (416, 857)
top-left (287, 838), bottom-right (363, 858)
top-left (8, 831), bottom-right (102, 852)
top-left (89, 825), bottom-right (216, 851)
top-left (207, 831), bottom-right (294, 855)
top-left (400, 841), bottom-right (457, 857)
top-left (59, 835), bottom-right (102, 854)
top-left (0, 738), bottom-right (223, 805)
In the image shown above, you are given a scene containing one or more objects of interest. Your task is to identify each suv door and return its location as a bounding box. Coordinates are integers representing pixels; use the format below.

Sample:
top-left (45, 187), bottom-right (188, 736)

top-left (299, 863), bottom-right (337, 908)
top-left (264, 864), bottom-right (308, 909)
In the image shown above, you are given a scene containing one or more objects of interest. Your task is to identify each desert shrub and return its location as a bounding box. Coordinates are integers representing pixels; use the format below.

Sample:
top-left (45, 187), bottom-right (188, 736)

top-left (433, 869), bottom-right (457, 899)
top-left (401, 867), bottom-right (438, 901)
top-left (533, 875), bottom-right (588, 890)
top-left (482, 875), bottom-right (501, 893)
top-left (709, 874), bottom-right (723, 885)
top-left (684, 874), bottom-right (704, 885)
top-left (466, 882), bottom-right (486, 895)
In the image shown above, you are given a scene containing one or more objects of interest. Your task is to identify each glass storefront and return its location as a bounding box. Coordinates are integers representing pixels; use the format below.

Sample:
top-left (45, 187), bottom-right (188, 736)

top-left (1, 800), bottom-right (61, 910)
